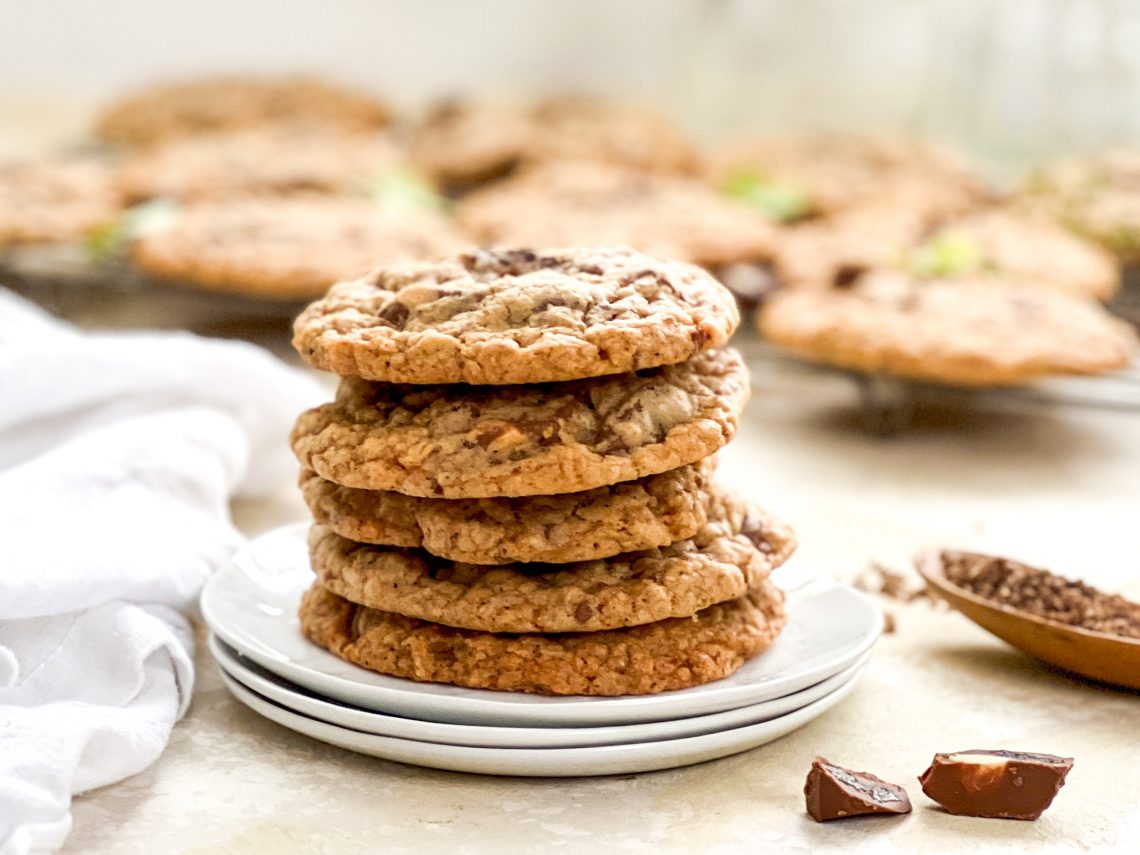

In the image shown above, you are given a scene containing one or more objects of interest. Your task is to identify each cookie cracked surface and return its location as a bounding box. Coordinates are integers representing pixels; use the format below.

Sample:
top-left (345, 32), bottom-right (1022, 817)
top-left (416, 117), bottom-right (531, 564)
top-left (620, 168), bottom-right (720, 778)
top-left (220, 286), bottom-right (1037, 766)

top-left (292, 246), bottom-right (740, 385)
top-left (298, 579), bottom-right (787, 696)
top-left (290, 347), bottom-right (749, 498)
top-left (307, 487), bottom-right (794, 633)
top-left (300, 458), bottom-right (714, 564)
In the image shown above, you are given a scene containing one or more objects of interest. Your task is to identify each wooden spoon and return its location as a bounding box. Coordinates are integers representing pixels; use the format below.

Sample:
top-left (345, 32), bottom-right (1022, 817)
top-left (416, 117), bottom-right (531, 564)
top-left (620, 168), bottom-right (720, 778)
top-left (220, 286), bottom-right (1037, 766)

top-left (916, 550), bottom-right (1140, 691)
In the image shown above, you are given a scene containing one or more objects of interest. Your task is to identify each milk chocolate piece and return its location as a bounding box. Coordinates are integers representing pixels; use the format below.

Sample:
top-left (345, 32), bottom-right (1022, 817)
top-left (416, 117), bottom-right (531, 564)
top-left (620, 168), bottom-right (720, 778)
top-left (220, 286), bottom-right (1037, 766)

top-left (804, 757), bottom-right (913, 822)
top-left (919, 750), bottom-right (1074, 820)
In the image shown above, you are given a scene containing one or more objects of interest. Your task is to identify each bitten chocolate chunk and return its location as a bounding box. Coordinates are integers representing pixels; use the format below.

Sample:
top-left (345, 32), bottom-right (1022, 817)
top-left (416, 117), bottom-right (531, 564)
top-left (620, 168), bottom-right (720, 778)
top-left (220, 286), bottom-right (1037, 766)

top-left (804, 757), bottom-right (913, 822)
top-left (919, 750), bottom-right (1074, 820)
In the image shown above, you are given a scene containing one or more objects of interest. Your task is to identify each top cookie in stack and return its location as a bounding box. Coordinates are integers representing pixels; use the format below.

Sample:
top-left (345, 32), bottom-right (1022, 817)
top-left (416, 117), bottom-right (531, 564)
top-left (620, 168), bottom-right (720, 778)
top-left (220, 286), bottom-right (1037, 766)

top-left (289, 246), bottom-right (793, 696)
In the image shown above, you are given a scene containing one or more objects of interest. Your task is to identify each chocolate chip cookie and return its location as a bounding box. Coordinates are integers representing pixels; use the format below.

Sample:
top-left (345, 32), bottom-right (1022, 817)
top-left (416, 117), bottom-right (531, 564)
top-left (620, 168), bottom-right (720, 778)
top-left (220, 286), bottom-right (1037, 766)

top-left (95, 76), bottom-right (391, 148)
top-left (131, 196), bottom-right (465, 301)
top-left (291, 347), bottom-right (748, 497)
top-left (775, 205), bottom-right (1119, 300)
top-left (117, 126), bottom-right (403, 203)
top-left (758, 270), bottom-right (1137, 386)
top-left (0, 156), bottom-right (123, 246)
top-left (298, 579), bottom-right (786, 695)
top-left (307, 487), bottom-right (792, 633)
top-left (454, 161), bottom-right (777, 268)
top-left (292, 246), bottom-right (740, 384)
top-left (409, 97), bottom-right (697, 192)
top-left (1020, 149), bottom-right (1140, 263)
top-left (300, 459), bottom-right (715, 564)
top-left (709, 133), bottom-right (989, 222)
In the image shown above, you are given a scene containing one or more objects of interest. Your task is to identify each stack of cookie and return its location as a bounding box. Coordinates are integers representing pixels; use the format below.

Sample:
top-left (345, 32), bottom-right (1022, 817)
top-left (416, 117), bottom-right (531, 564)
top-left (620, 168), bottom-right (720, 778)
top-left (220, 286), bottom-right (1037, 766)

top-left (287, 246), bottom-right (795, 696)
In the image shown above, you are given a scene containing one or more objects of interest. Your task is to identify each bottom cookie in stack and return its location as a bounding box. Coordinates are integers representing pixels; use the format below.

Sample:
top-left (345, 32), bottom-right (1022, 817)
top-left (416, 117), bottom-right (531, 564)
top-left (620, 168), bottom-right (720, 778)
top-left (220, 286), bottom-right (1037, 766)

top-left (300, 581), bottom-right (786, 697)
top-left (298, 487), bottom-right (793, 696)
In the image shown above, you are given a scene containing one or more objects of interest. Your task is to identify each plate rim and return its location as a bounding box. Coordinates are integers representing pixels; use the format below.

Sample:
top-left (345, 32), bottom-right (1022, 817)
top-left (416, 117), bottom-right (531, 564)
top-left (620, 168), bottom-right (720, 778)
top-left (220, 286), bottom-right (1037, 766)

top-left (201, 522), bottom-right (882, 726)
top-left (209, 631), bottom-right (870, 748)
top-left (216, 665), bottom-right (862, 777)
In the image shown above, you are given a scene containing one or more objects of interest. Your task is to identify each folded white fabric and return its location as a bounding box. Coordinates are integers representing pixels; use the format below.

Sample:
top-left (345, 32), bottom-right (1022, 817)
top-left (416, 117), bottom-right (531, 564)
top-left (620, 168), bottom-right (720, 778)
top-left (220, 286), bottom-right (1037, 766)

top-left (0, 291), bottom-right (324, 854)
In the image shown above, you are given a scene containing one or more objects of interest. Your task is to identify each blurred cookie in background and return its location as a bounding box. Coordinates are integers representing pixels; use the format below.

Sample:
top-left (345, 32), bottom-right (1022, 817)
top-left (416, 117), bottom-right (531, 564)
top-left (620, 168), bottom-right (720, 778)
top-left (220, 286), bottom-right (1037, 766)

top-left (455, 160), bottom-right (777, 303)
top-left (0, 156), bottom-right (124, 247)
top-left (117, 126), bottom-right (406, 203)
top-left (774, 205), bottom-right (1120, 301)
top-left (708, 133), bottom-right (991, 224)
top-left (95, 76), bottom-right (392, 148)
top-left (409, 97), bottom-right (698, 194)
top-left (1020, 150), bottom-right (1140, 264)
top-left (129, 196), bottom-right (466, 301)
top-left (757, 269), bottom-right (1137, 387)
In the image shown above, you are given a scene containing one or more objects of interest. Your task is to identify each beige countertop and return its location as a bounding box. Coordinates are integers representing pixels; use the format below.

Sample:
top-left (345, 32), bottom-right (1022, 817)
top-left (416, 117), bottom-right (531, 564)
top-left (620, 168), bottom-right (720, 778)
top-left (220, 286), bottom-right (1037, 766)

top-left (56, 334), bottom-right (1140, 855)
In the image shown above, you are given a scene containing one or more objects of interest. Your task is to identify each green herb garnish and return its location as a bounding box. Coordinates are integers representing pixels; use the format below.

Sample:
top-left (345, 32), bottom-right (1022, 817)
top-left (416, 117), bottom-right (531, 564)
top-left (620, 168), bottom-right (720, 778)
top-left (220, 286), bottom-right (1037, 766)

top-left (907, 228), bottom-right (984, 277)
top-left (86, 198), bottom-right (179, 262)
top-left (721, 168), bottom-right (811, 223)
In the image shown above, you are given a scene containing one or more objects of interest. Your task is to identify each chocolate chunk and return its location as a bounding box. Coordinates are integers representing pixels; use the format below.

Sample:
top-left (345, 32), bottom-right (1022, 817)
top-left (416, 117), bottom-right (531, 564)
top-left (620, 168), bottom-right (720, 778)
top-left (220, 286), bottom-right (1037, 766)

top-left (804, 757), bottom-right (912, 822)
top-left (919, 750), bottom-right (1073, 820)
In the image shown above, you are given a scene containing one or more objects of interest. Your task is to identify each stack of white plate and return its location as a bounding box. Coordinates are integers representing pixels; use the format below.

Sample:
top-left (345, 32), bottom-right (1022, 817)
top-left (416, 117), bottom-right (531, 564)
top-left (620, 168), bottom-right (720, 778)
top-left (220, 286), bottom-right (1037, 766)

top-left (201, 524), bottom-right (882, 777)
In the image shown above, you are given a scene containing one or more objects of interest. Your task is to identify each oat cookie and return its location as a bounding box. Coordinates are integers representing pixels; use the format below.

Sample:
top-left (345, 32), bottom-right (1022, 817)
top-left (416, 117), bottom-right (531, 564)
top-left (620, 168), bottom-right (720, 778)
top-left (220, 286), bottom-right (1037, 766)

top-left (96, 76), bottom-right (391, 147)
top-left (117, 126), bottom-right (402, 203)
top-left (775, 206), bottom-right (1119, 300)
top-left (0, 156), bottom-right (122, 246)
top-left (455, 161), bottom-right (777, 268)
top-left (131, 196), bottom-right (465, 301)
top-left (293, 246), bottom-right (739, 384)
top-left (298, 580), bottom-right (786, 695)
top-left (409, 97), bottom-right (697, 191)
top-left (291, 347), bottom-right (748, 497)
top-left (300, 459), bottom-right (715, 564)
top-left (1020, 150), bottom-right (1140, 262)
top-left (307, 488), bottom-right (793, 633)
top-left (709, 133), bottom-right (989, 222)
top-left (758, 270), bottom-right (1137, 386)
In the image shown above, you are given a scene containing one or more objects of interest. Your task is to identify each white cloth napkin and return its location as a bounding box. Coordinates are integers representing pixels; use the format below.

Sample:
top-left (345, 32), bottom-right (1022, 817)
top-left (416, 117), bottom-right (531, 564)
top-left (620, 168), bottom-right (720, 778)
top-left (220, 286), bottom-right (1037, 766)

top-left (0, 290), bottom-right (324, 855)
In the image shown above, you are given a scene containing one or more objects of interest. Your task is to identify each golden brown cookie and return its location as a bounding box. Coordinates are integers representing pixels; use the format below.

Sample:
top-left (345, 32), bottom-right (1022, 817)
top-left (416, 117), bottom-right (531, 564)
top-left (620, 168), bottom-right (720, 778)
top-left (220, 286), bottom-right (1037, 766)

top-left (409, 97), bottom-right (697, 191)
top-left (0, 156), bottom-right (122, 246)
top-left (95, 76), bottom-right (391, 148)
top-left (292, 246), bottom-right (740, 384)
top-left (775, 205), bottom-right (1120, 300)
top-left (306, 487), bottom-right (793, 633)
top-left (709, 133), bottom-right (989, 222)
top-left (130, 196), bottom-right (465, 301)
top-left (455, 160), bottom-right (777, 268)
top-left (298, 579), bottom-right (787, 696)
top-left (291, 347), bottom-right (749, 498)
top-left (300, 459), bottom-right (716, 564)
top-left (117, 126), bottom-right (403, 203)
top-left (758, 270), bottom-right (1137, 386)
top-left (1020, 150), bottom-right (1140, 263)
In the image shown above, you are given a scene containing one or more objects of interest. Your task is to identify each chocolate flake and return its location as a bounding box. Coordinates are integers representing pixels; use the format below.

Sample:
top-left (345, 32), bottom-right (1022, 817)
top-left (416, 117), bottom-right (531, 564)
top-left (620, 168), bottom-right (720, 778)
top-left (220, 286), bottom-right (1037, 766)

top-left (804, 757), bottom-right (912, 822)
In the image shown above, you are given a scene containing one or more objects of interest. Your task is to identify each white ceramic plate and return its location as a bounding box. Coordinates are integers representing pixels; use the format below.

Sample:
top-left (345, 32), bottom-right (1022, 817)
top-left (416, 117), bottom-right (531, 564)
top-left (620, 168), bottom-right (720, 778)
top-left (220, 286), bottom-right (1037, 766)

top-left (210, 632), bottom-right (870, 749)
top-left (201, 522), bottom-right (882, 727)
top-left (219, 667), bottom-right (862, 777)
